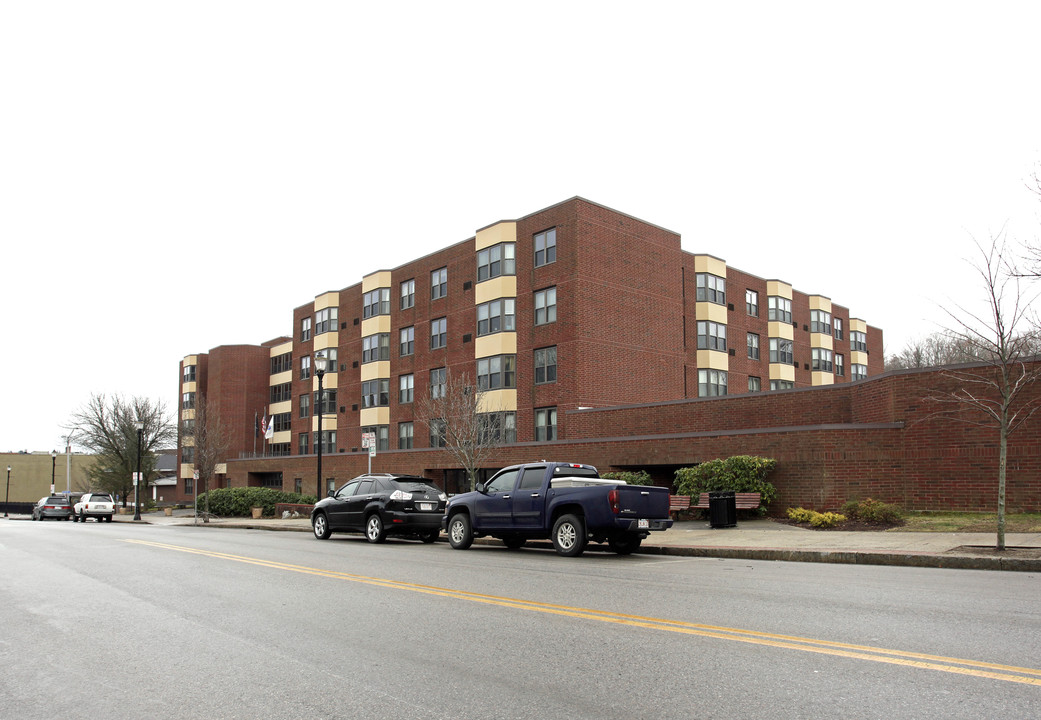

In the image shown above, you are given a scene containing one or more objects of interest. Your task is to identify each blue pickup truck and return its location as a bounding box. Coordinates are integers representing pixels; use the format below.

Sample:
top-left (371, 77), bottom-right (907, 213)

top-left (442, 462), bottom-right (673, 557)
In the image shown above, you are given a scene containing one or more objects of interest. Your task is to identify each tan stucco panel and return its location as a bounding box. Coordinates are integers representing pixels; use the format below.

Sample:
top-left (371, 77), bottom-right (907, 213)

top-left (360, 361), bottom-right (390, 382)
top-left (692, 254), bottom-right (727, 277)
top-left (475, 222), bottom-right (517, 251)
top-left (766, 280), bottom-right (793, 299)
top-left (314, 333), bottom-right (339, 352)
top-left (696, 349), bottom-right (730, 371)
top-left (310, 415), bottom-right (338, 433)
top-left (361, 315), bottom-right (391, 336)
top-left (475, 333), bottom-right (517, 359)
top-left (314, 292), bottom-right (339, 311)
top-left (695, 301), bottom-right (728, 324)
top-left (769, 363), bottom-right (796, 382)
top-left (851, 350), bottom-right (869, 366)
top-left (362, 271), bottom-right (393, 293)
top-left (477, 389), bottom-right (517, 413)
top-left (850, 318), bottom-right (868, 334)
top-left (811, 333), bottom-right (834, 351)
top-left (312, 371), bottom-right (338, 390)
top-left (768, 321), bottom-right (795, 341)
top-left (269, 370), bottom-right (292, 387)
top-left (808, 295), bottom-right (832, 313)
top-left (269, 400), bottom-right (292, 416)
top-left (269, 340), bottom-right (292, 357)
top-left (811, 372), bottom-right (835, 386)
top-left (475, 275), bottom-right (518, 304)
top-left (359, 407), bottom-right (390, 426)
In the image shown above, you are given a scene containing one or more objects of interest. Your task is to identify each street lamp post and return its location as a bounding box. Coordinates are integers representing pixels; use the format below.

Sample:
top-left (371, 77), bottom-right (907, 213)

top-left (134, 421), bottom-right (144, 521)
top-left (315, 350), bottom-right (327, 500)
top-left (50, 450), bottom-right (57, 494)
top-left (4, 466), bottom-right (10, 518)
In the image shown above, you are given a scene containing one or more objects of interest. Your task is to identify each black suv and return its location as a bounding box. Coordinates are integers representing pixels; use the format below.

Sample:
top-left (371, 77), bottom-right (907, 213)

top-left (311, 474), bottom-right (447, 544)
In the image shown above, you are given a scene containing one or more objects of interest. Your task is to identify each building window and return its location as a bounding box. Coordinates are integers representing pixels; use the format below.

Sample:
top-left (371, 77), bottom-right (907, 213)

top-left (314, 430), bottom-right (336, 455)
top-left (812, 348), bottom-right (834, 372)
top-left (748, 376), bottom-right (761, 392)
top-left (698, 369), bottom-right (728, 397)
top-left (400, 326), bottom-right (414, 357)
top-left (534, 228), bottom-right (557, 267)
top-left (851, 331), bottom-right (867, 352)
top-left (770, 380), bottom-right (795, 391)
top-left (270, 383), bottom-right (292, 403)
top-left (181, 392), bottom-right (195, 410)
top-left (430, 368), bottom-right (446, 398)
top-left (477, 242), bottom-right (516, 282)
top-left (399, 374), bottom-right (414, 404)
top-left (746, 290), bottom-right (759, 317)
top-left (768, 296), bottom-right (792, 323)
top-left (834, 318), bottom-right (844, 341)
top-left (271, 352), bottom-right (292, 375)
top-left (429, 418), bottom-right (446, 448)
top-left (430, 317), bottom-right (447, 350)
top-left (400, 279), bottom-right (415, 310)
top-left (362, 333), bottom-right (390, 363)
top-left (769, 338), bottom-right (794, 364)
top-left (182, 365), bottom-right (196, 383)
top-left (477, 355), bottom-right (516, 390)
top-left (478, 411), bottom-right (516, 444)
top-left (361, 378), bottom-right (390, 408)
top-left (534, 346), bottom-right (557, 384)
top-left (182, 418), bottom-right (195, 436)
top-left (810, 310), bottom-right (832, 335)
top-left (299, 394), bottom-right (311, 418)
top-left (398, 422), bottom-right (414, 450)
top-left (298, 433), bottom-right (308, 456)
top-left (477, 298), bottom-right (515, 336)
top-left (361, 425), bottom-right (389, 451)
top-left (185, 476), bottom-right (194, 495)
top-left (535, 407), bottom-right (557, 442)
top-left (182, 447), bottom-right (195, 464)
top-left (363, 288), bottom-right (391, 319)
top-left (697, 320), bottom-right (727, 351)
top-left (314, 389), bottom-right (337, 415)
top-left (272, 412), bottom-right (292, 433)
top-left (300, 317), bottom-right (312, 342)
top-left (315, 307), bottom-right (338, 335)
top-left (836, 353), bottom-right (845, 377)
top-left (431, 267), bottom-right (447, 300)
top-left (695, 273), bottom-right (726, 305)
top-left (300, 355), bottom-right (311, 380)
top-left (852, 364), bottom-right (868, 381)
top-left (534, 287), bottom-right (557, 325)
top-left (747, 333), bottom-right (760, 360)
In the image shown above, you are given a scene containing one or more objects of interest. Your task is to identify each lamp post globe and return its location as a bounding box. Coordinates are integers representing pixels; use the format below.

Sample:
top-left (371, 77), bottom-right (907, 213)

top-left (315, 350), bottom-right (327, 500)
top-left (134, 421), bottom-right (144, 521)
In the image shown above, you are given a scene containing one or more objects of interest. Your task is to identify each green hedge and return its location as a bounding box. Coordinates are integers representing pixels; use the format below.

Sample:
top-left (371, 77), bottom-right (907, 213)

top-left (196, 488), bottom-right (318, 518)
top-left (674, 456), bottom-right (778, 513)
top-left (600, 470), bottom-right (653, 486)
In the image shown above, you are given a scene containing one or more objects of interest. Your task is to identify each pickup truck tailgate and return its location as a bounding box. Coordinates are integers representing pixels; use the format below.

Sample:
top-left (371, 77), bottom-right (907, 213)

top-left (613, 485), bottom-right (670, 518)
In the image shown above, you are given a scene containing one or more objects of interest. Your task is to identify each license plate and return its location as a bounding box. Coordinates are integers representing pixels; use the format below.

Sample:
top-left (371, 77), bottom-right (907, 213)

top-left (638, 519), bottom-right (649, 529)
top-left (418, 502), bottom-right (434, 511)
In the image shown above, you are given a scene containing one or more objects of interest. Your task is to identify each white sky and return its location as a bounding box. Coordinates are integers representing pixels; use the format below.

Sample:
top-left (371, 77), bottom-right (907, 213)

top-left (2, 1), bottom-right (1039, 453)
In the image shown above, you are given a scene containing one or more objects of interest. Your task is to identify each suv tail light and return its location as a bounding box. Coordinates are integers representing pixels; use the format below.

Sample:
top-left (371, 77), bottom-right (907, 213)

top-left (608, 489), bottom-right (621, 515)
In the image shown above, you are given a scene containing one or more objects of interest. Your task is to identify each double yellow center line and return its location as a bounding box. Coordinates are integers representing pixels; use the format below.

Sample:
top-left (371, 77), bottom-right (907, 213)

top-left (125, 539), bottom-right (1041, 687)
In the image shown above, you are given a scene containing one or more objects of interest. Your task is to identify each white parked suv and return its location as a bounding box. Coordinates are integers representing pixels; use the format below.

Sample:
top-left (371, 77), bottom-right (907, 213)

top-left (74, 492), bottom-right (115, 522)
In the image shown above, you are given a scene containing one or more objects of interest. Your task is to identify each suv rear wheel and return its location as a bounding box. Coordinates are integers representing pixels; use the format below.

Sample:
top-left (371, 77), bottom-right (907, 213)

top-left (365, 514), bottom-right (387, 543)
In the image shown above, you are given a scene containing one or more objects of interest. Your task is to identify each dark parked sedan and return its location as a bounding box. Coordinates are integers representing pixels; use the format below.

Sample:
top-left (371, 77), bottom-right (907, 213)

top-left (32, 495), bottom-right (74, 521)
top-left (311, 474), bottom-right (447, 543)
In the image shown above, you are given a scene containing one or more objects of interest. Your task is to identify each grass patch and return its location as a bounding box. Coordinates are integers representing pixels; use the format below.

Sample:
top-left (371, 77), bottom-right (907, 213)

top-left (899, 512), bottom-right (1041, 533)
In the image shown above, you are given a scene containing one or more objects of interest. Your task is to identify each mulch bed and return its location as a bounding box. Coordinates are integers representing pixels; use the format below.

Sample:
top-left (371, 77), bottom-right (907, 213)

top-left (772, 518), bottom-right (905, 532)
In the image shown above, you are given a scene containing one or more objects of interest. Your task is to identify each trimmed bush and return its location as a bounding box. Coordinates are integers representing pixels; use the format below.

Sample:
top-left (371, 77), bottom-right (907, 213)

top-left (600, 470), bottom-right (653, 486)
top-left (841, 497), bottom-right (902, 524)
top-left (810, 512), bottom-right (846, 528)
top-left (674, 456), bottom-right (777, 513)
top-left (787, 507), bottom-right (816, 524)
top-left (196, 488), bottom-right (318, 518)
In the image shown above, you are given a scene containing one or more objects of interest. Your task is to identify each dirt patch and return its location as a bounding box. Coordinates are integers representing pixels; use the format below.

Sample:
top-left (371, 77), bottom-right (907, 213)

top-left (947, 545), bottom-right (1041, 559)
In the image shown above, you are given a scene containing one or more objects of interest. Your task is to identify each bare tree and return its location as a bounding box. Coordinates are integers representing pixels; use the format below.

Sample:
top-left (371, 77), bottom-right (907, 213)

top-left (924, 235), bottom-right (1041, 550)
top-left (417, 370), bottom-right (511, 492)
top-left (185, 394), bottom-right (230, 522)
top-left (67, 394), bottom-right (176, 508)
top-left (886, 332), bottom-right (984, 370)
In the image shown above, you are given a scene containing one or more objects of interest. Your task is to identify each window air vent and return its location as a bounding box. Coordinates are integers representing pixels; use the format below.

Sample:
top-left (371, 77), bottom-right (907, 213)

top-left (463, 333), bottom-right (472, 343)
top-left (804, 363), bottom-right (810, 370)
top-left (353, 318), bottom-right (359, 325)
top-left (351, 404), bottom-right (358, 411)
top-left (351, 448), bottom-right (358, 453)
top-left (341, 321), bottom-right (347, 329)
top-left (727, 303), bottom-right (734, 311)
top-left (728, 348), bottom-right (736, 356)
top-left (792, 321), bottom-right (798, 328)
top-left (352, 361), bottom-right (359, 368)
top-left (463, 281), bottom-right (473, 291)
top-left (803, 324), bottom-right (809, 331)
top-left (339, 406), bottom-right (345, 413)
top-left (340, 364), bottom-right (346, 372)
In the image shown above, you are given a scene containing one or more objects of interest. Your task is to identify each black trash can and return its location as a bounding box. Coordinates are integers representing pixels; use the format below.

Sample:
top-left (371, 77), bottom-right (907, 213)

top-left (709, 491), bottom-right (737, 528)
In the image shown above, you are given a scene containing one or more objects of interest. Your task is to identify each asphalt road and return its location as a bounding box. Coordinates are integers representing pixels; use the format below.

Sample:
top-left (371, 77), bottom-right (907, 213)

top-left (3, 519), bottom-right (1039, 719)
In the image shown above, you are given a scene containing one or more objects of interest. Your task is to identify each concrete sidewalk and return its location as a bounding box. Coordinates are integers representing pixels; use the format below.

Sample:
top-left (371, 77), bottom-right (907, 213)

top-left (109, 510), bottom-right (1041, 572)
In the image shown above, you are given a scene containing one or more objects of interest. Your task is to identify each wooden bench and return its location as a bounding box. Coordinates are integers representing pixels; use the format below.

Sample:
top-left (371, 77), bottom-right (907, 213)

top-left (668, 495), bottom-right (691, 517)
top-left (694, 492), bottom-right (762, 510)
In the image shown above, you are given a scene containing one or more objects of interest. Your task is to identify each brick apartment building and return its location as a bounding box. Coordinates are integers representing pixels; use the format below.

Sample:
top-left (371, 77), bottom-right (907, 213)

top-left (182, 196), bottom-right (1010, 510)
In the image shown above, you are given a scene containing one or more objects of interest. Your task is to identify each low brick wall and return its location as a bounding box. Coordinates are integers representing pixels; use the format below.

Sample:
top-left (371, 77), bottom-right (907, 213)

top-left (275, 503), bottom-right (314, 517)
